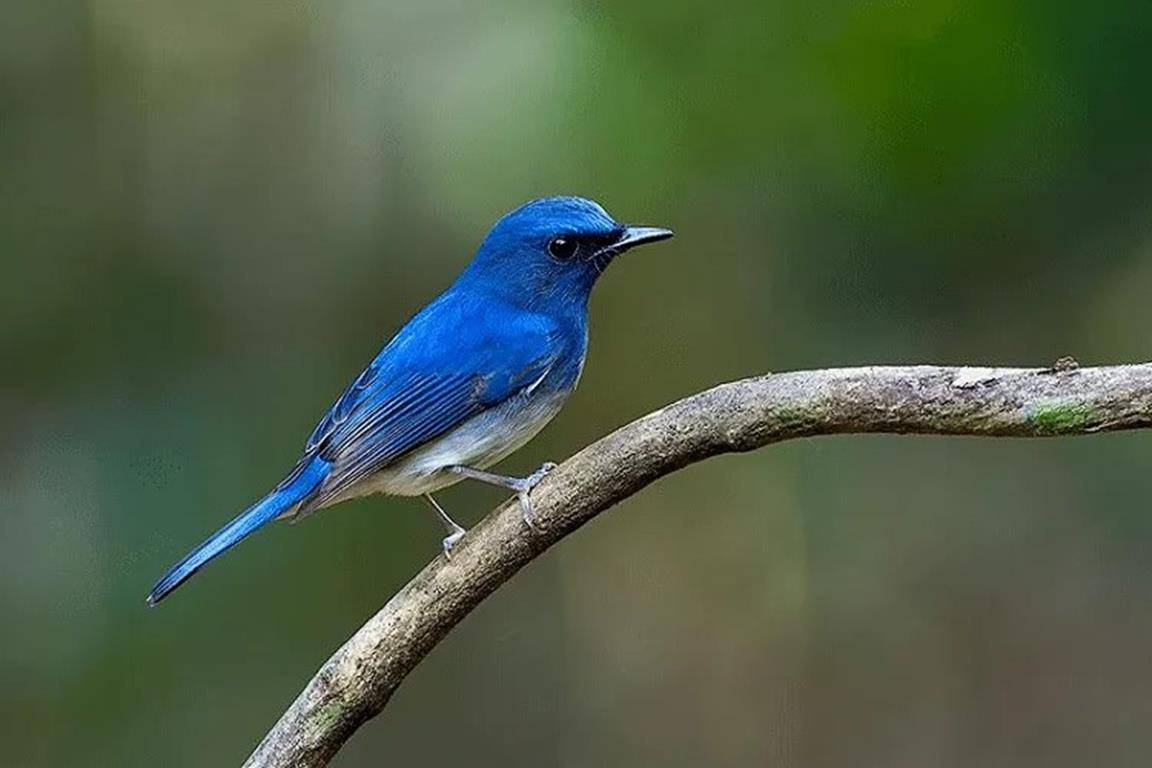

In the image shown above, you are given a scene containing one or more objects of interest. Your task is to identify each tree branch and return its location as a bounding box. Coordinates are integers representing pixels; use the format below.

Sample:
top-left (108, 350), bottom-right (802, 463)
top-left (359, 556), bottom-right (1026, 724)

top-left (243, 363), bottom-right (1152, 767)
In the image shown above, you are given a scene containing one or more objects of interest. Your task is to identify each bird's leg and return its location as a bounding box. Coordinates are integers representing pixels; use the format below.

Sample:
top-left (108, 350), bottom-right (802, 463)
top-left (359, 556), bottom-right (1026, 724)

top-left (423, 494), bottom-right (466, 558)
top-left (448, 462), bottom-right (558, 530)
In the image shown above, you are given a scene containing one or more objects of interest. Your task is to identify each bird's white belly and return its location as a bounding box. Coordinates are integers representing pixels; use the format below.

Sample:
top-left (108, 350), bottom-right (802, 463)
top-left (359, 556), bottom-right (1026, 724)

top-left (334, 390), bottom-right (570, 501)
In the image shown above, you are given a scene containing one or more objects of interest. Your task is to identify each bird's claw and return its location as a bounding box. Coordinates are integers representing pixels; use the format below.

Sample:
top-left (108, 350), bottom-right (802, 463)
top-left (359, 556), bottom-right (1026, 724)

top-left (525, 461), bottom-right (557, 487)
top-left (517, 492), bottom-right (539, 530)
top-left (514, 461), bottom-right (557, 530)
top-left (441, 527), bottom-right (465, 560)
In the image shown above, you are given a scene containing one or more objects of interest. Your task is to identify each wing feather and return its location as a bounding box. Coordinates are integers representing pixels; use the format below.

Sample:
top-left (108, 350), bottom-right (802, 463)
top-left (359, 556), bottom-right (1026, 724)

top-left (283, 297), bottom-right (568, 514)
top-left (298, 357), bottom-right (556, 511)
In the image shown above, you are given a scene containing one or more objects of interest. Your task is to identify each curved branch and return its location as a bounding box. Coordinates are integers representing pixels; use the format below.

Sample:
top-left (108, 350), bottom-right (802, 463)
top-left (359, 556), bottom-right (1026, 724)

top-left (243, 362), bottom-right (1152, 767)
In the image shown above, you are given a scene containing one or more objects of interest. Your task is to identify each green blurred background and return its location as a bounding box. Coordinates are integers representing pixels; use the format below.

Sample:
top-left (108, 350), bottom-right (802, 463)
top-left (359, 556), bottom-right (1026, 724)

top-left (4, 1), bottom-right (1152, 765)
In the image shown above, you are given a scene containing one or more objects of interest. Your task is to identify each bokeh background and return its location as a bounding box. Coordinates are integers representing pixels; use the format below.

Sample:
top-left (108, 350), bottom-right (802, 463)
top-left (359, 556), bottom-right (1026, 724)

top-left (4, 1), bottom-right (1152, 765)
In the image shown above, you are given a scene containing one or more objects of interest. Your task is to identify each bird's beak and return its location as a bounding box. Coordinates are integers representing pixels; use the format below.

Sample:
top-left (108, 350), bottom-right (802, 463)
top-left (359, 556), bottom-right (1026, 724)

top-left (614, 225), bottom-right (674, 253)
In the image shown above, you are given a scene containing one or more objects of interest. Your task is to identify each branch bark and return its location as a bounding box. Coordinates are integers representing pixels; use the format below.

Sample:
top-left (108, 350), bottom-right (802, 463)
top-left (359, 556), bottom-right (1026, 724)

top-left (243, 362), bottom-right (1152, 767)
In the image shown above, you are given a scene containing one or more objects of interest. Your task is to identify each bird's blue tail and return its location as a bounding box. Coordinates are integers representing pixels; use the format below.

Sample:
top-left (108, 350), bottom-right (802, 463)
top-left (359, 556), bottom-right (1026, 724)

top-left (147, 458), bottom-right (328, 606)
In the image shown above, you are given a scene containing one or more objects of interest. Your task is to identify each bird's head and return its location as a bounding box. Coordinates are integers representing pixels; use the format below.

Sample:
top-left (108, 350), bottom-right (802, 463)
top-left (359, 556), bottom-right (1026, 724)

top-left (459, 197), bottom-right (673, 308)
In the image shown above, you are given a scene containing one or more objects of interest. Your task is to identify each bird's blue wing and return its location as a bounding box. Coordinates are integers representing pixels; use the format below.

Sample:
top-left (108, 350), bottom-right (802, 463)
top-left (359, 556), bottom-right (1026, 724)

top-left (284, 298), bottom-right (563, 513)
top-left (314, 370), bottom-right (484, 504)
top-left (309, 362), bottom-right (555, 508)
top-left (304, 360), bottom-right (382, 454)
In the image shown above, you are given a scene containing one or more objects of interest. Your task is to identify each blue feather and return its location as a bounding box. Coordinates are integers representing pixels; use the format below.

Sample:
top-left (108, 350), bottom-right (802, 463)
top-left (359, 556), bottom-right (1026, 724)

top-left (147, 197), bottom-right (672, 603)
top-left (295, 297), bottom-right (567, 511)
top-left (146, 457), bottom-right (329, 605)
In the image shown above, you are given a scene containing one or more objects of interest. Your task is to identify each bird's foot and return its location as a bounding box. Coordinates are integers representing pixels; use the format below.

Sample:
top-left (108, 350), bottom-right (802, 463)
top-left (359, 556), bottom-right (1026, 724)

top-left (512, 462), bottom-right (557, 530)
top-left (441, 525), bottom-right (466, 560)
top-left (524, 461), bottom-right (558, 488)
top-left (424, 493), bottom-right (467, 559)
top-left (446, 462), bottom-right (558, 530)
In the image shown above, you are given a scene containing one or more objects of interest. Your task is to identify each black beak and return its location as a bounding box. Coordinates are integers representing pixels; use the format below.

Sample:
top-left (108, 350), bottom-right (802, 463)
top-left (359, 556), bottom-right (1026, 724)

top-left (614, 225), bottom-right (674, 252)
top-left (590, 224), bottom-right (673, 262)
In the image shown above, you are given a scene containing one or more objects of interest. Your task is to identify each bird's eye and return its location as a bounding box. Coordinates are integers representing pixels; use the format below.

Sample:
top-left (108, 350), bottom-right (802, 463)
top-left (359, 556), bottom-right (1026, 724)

top-left (548, 236), bottom-right (578, 261)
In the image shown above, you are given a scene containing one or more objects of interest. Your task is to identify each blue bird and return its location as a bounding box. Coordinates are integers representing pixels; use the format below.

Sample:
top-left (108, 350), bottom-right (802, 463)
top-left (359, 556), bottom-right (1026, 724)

top-left (147, 197), bottom-right (672, 605)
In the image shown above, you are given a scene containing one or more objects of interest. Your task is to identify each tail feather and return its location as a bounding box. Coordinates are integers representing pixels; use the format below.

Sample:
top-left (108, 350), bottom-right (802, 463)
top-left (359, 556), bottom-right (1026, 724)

top-left (147, 458), bottom-right (327, 606)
